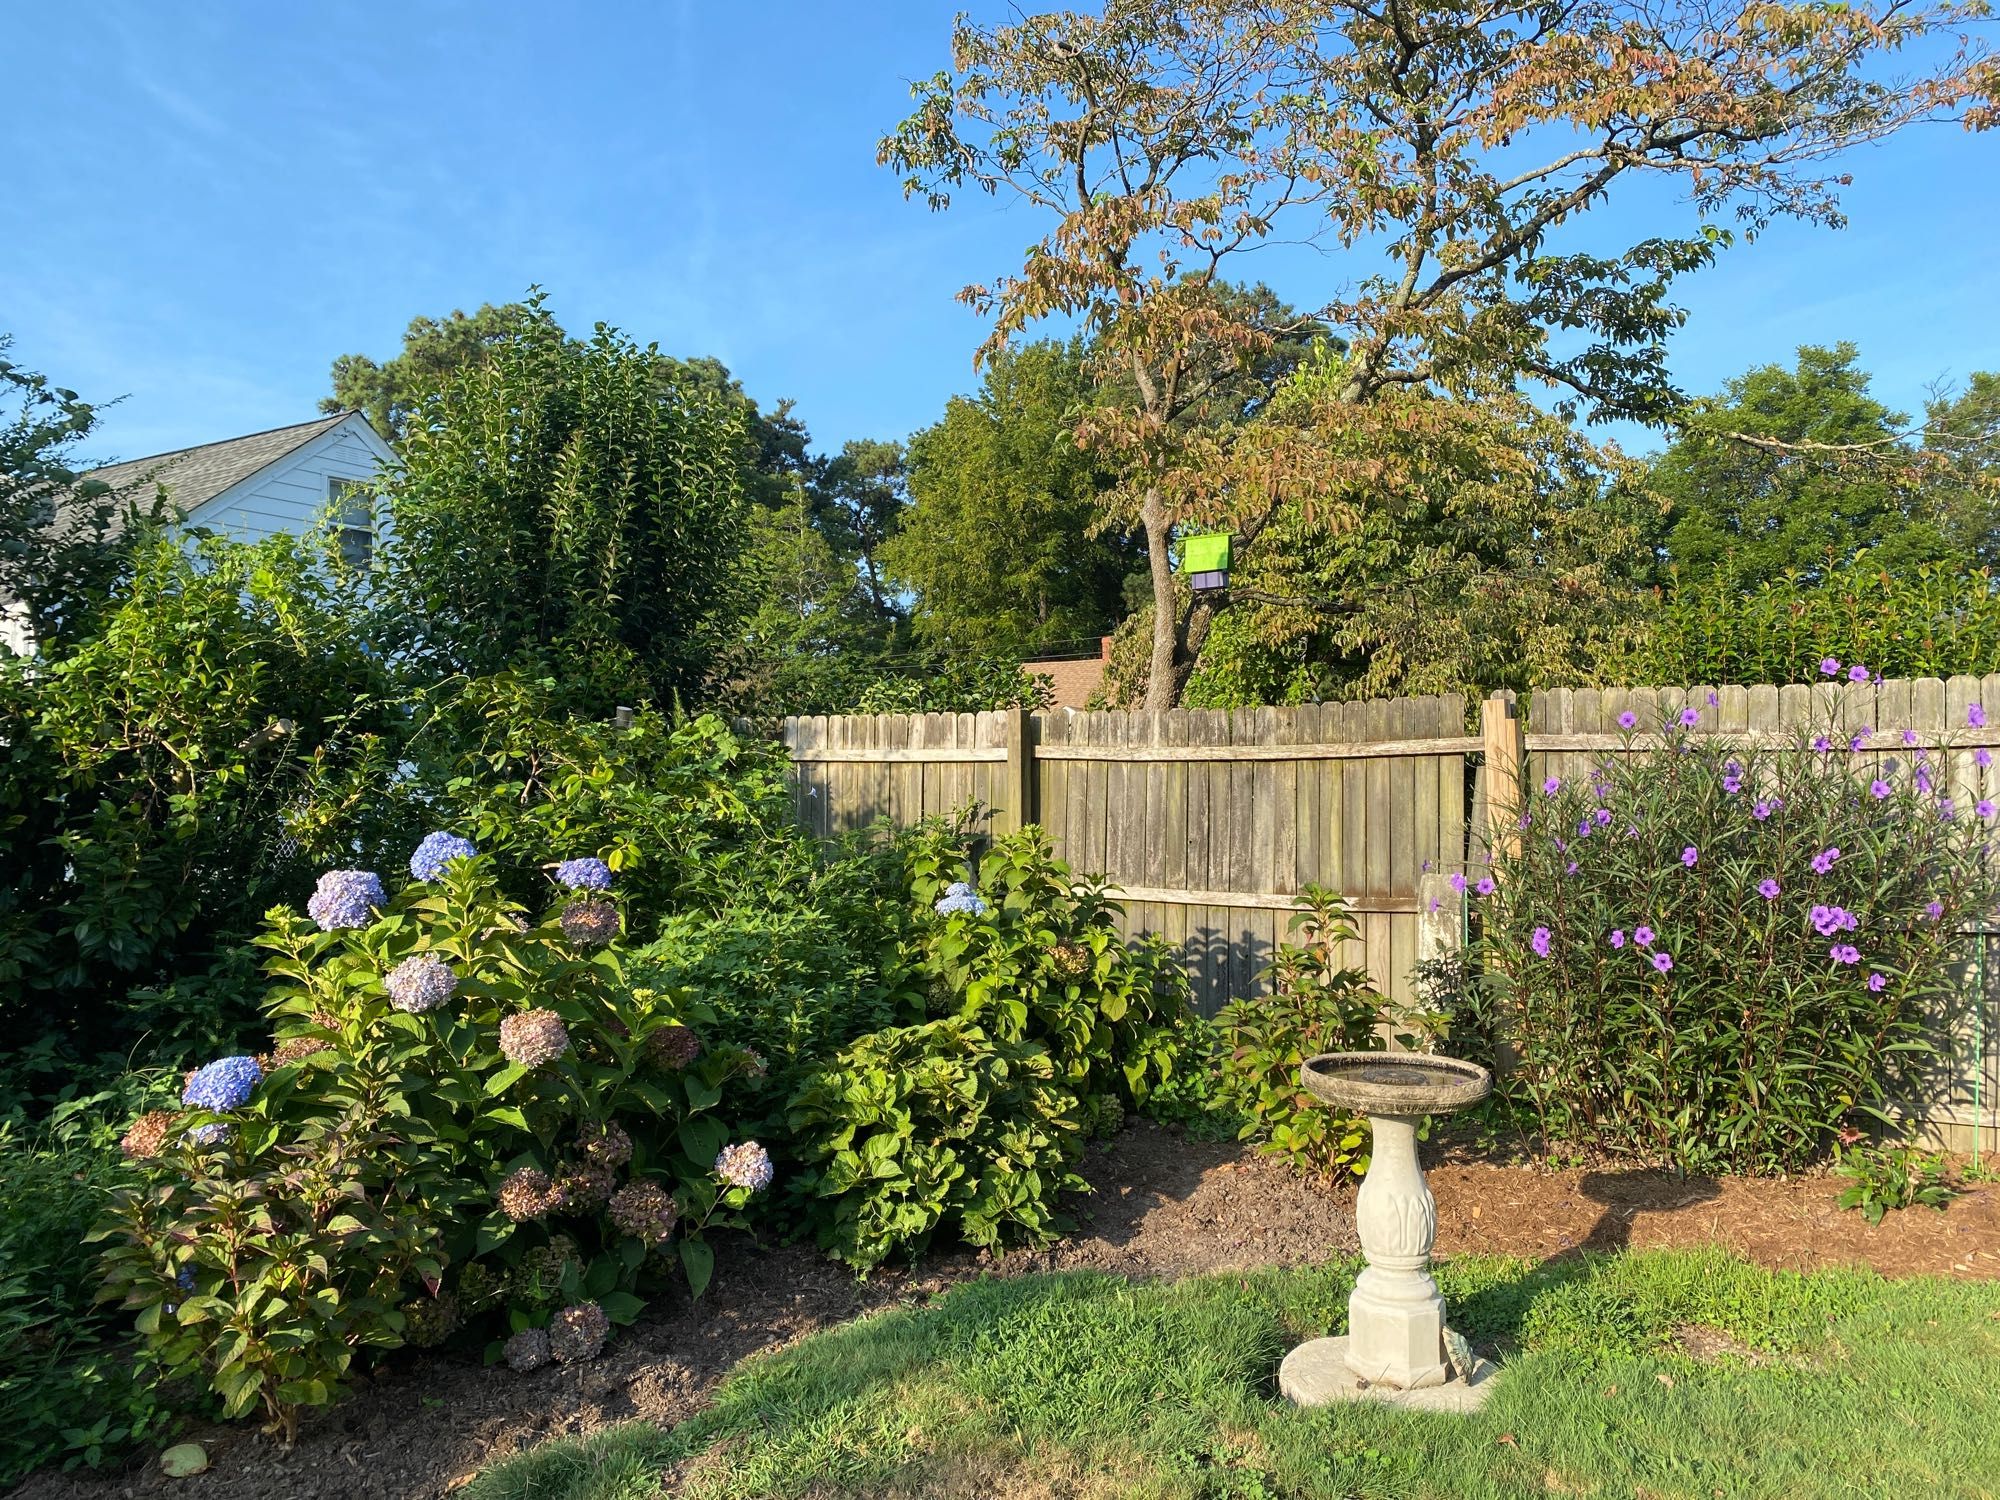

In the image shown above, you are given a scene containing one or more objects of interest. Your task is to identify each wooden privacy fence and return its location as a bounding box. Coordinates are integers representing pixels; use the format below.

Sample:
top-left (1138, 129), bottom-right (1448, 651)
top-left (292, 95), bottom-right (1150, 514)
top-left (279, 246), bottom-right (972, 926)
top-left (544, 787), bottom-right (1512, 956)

top-left (770, 673), bottom-right (2000, 1149)
top-left (777, 696), bottom-right (1495, 1013)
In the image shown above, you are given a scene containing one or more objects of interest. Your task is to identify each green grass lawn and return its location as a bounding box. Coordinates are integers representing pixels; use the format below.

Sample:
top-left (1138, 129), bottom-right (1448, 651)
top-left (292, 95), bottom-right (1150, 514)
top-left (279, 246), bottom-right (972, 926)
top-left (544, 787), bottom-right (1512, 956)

top-left (467, 1248), bottom-right (2000, 1500)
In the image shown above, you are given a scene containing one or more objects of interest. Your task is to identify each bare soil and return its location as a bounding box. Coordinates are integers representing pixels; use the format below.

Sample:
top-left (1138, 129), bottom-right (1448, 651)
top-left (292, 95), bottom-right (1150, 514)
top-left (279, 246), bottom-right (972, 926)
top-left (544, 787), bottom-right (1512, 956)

top-left (14, 1123), bottom-right (1998, 1500)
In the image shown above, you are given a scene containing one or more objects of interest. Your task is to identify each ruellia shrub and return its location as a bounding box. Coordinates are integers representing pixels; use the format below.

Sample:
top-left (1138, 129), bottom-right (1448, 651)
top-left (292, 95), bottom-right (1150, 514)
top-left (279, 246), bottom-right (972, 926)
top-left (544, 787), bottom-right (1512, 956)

top-left (96, 842), bottom-right (768, 1438)
top-left (1478, 671), bottom-right (2000, 1172)
top-left (1215, 888), bottom-right (1386, 1181)
top-left (787, 1018), bottom-right (1086, 1271)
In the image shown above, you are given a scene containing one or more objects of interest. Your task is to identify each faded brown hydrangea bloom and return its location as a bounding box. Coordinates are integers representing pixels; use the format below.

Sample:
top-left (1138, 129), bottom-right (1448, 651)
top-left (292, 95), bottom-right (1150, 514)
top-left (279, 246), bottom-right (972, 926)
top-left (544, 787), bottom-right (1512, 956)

top-left (557, 1160), bottom-right (616, 1211)
top-left (575, 1120), bottom-right (632, 1167)
top-left (497, 1166), bottom-right (567, 1223)
top-left (559, 896), bottom-right (621, 948)
top-left (646, 1024), bottom-right (701, 1069)
top-left (549, 1302), bottom-right (611, 1364)
top-left (499, 1009), bottom-right (570, 1068)
top-left (120, 1110), bottom-right (175, 1159)
top-left (608, 1180), bottom-right (680, 1244)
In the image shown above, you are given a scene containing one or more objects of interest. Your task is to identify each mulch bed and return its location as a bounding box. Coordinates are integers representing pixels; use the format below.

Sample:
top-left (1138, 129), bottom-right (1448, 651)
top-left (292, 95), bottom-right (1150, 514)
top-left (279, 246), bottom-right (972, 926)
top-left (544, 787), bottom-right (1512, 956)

top-left (15, 1123), bottom-right (1998, 1500)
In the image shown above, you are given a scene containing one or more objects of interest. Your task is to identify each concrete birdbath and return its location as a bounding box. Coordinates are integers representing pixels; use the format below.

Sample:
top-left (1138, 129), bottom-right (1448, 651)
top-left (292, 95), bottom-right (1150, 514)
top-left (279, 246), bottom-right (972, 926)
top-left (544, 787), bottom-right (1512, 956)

top-left (1279, 1051), bottom-right (1496, 1413)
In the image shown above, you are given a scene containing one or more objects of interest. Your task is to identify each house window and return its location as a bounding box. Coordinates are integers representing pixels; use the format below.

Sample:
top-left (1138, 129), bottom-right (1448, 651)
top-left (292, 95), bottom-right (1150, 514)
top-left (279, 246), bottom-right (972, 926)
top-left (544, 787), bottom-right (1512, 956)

top-left (329, 477), bottom-right (374, 569)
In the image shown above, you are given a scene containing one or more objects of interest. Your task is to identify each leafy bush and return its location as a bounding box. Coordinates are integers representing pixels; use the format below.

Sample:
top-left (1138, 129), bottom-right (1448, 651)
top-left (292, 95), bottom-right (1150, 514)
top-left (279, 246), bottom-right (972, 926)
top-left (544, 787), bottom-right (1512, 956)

top-left (902, 822), bottom-right (1191, 1118)
top-left (1478, 677), bottom-right (2000, 1172)
top-left (788, 1018), bottom-right (1085, 1270)
top-left (97, 850), bottom-right (765, 1439)
top-left (1215, 889), bottom-right (1385, 1180)
top-left (0, 530), bottom-right (402, 1074)
top-left (1642, 558), bottom-right (2000, 687)
top-left (0, 1095), bottom-right (179, 1486)
top-left (1835, 1140), bottom-right (1958, 1224)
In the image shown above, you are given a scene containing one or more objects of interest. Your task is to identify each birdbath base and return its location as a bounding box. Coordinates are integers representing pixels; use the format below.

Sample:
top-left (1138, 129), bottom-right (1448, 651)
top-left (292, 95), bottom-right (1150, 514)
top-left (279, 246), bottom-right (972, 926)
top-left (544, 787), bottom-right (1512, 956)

top-left (1279, 1333), bottom-right (1496, 1414)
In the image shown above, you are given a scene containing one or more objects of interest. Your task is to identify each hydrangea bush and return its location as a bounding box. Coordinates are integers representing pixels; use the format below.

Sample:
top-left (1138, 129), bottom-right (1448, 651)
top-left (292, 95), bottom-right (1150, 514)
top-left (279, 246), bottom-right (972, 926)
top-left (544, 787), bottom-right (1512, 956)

top-left (1478, 677), bottom-right (2000, 1172)
top-left (97, 848), bottom-right (766, 1438)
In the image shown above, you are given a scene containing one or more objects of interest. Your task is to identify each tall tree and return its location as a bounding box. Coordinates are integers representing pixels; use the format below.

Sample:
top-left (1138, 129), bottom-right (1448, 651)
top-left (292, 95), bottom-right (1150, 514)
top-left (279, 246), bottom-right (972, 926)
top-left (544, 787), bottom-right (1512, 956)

top-left (324, 304), bottom-right (528, 442)
top-left (1654, 344), bottom-right (1961, 588)
top-left (882, 339), bottom-right (1135, 657)
top-left (374, 296), bottom-right (749, 709)
top-left (884, 0), bottom-right (1995, 706)
top-left (812, 437), bottom-right (909, 626)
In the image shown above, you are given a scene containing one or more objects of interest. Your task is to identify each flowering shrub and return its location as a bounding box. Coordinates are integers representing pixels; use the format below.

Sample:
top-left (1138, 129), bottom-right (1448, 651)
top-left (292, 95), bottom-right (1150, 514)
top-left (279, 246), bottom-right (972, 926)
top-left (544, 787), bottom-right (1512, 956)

top-left (1479, 678), bottom-right (2000, 1171)
top-left (905, 823), bottom-right (1192, 1120)
top-left (97, 851), bottom-right (765, 1437)
top-left (788, 1018), bottom-right (1085, 1270)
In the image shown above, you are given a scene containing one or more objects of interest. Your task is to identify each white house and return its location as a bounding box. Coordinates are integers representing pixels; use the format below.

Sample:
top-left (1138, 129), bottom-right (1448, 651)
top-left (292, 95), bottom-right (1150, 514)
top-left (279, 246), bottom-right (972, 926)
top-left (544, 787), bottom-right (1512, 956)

top-left (1, 410), bottom-right (394, 654)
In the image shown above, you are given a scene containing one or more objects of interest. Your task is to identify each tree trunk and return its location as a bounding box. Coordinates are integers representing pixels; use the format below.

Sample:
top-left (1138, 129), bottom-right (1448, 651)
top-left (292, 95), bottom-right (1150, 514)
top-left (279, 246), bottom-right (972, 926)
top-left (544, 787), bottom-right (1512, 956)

top-left (1142, 487), bottom-right (1180, 711)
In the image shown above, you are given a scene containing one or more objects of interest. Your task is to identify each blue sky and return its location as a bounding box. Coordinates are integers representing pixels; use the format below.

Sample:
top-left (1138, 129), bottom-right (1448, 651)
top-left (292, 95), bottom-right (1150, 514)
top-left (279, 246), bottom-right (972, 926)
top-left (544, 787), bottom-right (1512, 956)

top-left (4, 2), bottom-right (1994, 468)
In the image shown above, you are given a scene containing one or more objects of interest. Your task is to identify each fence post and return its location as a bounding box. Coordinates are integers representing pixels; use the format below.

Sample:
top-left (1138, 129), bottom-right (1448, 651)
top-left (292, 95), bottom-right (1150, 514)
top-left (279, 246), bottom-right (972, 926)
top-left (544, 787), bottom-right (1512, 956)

top-left (1000, 707), bottom-right (1036, 834)
top-left (1481, 692), bottom-right (1524, 859)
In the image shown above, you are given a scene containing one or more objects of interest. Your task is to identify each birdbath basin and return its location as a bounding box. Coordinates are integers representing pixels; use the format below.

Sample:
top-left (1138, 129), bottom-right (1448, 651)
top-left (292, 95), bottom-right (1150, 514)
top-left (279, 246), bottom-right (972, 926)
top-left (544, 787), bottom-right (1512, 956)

top-left (1279, 1051), bottom-right (1495, 1413)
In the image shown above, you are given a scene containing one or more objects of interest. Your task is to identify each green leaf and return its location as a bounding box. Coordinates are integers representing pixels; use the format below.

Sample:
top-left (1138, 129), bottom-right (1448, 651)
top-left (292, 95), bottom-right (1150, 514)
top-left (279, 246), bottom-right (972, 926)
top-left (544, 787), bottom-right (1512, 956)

top-left (679, 1237), bottom-right (715, 1298)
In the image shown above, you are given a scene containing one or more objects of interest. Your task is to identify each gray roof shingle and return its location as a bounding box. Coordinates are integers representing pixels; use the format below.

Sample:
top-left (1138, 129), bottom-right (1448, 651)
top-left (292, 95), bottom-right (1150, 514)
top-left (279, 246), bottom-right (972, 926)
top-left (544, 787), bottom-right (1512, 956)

top-left (83, 411), bottom-right (353, 514)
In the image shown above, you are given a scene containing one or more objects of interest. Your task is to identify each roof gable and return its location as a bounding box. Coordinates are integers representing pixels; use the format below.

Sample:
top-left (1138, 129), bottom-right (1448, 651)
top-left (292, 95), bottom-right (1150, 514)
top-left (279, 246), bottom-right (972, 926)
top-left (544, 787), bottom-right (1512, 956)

top-left (86, 412), bottom-right (357, 512)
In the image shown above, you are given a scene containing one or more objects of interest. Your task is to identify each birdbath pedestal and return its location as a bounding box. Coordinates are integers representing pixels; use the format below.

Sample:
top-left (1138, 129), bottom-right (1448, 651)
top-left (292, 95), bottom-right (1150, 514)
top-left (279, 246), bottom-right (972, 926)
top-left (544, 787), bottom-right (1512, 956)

top-left (1279, 1051), bottom-right (1496, 1414)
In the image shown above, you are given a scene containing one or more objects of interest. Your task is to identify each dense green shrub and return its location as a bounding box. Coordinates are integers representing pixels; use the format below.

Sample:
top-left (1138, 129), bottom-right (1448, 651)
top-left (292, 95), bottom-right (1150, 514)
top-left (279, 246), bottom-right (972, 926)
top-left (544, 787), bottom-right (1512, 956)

top-left (0, 1092), bottom-right (179, 1486)
top-left (97, 851), bottom-right (764, 1439)
top-left (0, 530), bottom-right (402, 1074)
top-left (404, 674), bottom-right (803, 930)
top-left (1478, 673), bottom-right (2000, 1171)
top-left (787, 1018), bottom-right (1085, 1270)
top-left (903, 823), bottom-right (1191, 1122)
top-left (1642, 558), bottom-right (2000, 686)
top-left (1214, 889), bottom-right (1386, 1180)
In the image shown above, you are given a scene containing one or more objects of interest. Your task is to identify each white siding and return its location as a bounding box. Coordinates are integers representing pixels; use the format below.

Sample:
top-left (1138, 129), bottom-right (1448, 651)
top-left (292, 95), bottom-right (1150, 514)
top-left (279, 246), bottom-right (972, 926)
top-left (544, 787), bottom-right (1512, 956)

top-left (186, 415), bottom-right (393, 545)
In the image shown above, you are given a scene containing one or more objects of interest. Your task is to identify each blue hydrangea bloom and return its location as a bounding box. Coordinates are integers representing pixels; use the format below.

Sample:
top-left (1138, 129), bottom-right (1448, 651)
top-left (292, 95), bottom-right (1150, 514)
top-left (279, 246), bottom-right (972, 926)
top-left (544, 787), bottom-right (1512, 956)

top-left (409, 831), bottom-right (478, 881)
top-left (385, 954), bottom-right (458, 1014)
top-left (182, 1056), bottom-right (263, 1111)
top-left (185, 1123), bottom-right (232, 1147)
top-left (554, 857), bottom-right (614, 892)
top-left (308, 869), bottom-right (386, 930)
top-left (934, 881), bottom-right (989, 917)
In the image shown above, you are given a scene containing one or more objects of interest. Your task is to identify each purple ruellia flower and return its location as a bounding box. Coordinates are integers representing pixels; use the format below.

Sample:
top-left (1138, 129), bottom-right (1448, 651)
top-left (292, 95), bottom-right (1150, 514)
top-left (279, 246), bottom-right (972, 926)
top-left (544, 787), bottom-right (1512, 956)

top-left (1819, 657), bottom-right (1841, 677)
top-left (307, 869), bottom-right (385, 931)
top-left (1902, 728), bottom-right (1919, 746)
top-left (1972, 704), bottom-right (1988, 729)
top-left (1849, 733), bottom-right (1871, 753)
top-left (1634, 925), bottom-right (1656, 947)
top-left (1752, 800), bottom-right (1774, 820)
top-left (1652, 952), bottom-right (1674, 973)
top-left (1565, 860), bottom-right (1579, 874)
top-left (183, 1056), bottom-right (262, 1111)
top-left (1681, 846), bottom-right (1698, 867)
top-left (1848, 664), bottom-right (1870, 684)
top-left (1867, 973), bottom-right (1888, 992)
top-left (1978, 748), bottom-right (1993, 768)
top-left (1941, 799), bottom-right (1958, 820)
top-left (1517, 813), bottom-right (1532, 830)
top-left (1543, 775), bottom-right (1561, 796)
top-left (1609, 929), bottom-right (1627, 948)
top-left (1554, 836), bottom-right (1567, 852)
top-left (1531, 926), bottom-right (1552, 957)
top-left (1723, 775), bottom-right (1743, 794)
top-left (1449, 872), bottom-right (1467, 893)
top-left (1812, 736), bottom-right (1831, 755)
top-left (1594, 807), bottom-right (1612, 826)
top-left (1916, 768), bottom-right (1933, 795)
top-left (1428, 897), bottom-right (1442, 914)
top-left (1870, 780), bottom-right (1891, 800)
top-left (1678, 707), bottom-right (1701, 728)
top-left (714, 1140), bottom-right (775, 1192)
top-left (1618, 710), bottom-right (1638, 730)
top-left (1707, 691), bottom-right (1720, 707)
top-left (1926, 900), bottom-right (1945, 921)
top-left (1981, 800), bottom-right (1998, 820)
top-left (1758, 878), bottom-right (1781, 900)
top-left (1810, 847), bottom-right (1841, 875)
top-left (1577, 818), bottom-right (1593, 839)
top-left (409, 832), bottom-right (477, 882)
top-left (554, 857), bottom-right (614, 893)
top-left (1811, 905), bottom-right (1859, 938)
top-left (1829, 944), bottom-right (1862, 966)
top-left (1475, 876), bottom-right (1496, 896)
